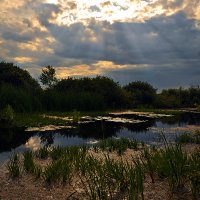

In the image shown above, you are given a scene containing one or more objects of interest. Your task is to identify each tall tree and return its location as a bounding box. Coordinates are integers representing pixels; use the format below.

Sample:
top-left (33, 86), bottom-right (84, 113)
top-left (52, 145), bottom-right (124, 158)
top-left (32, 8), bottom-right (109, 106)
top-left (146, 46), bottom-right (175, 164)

top-left (39, 66), bottom-right (57, 88)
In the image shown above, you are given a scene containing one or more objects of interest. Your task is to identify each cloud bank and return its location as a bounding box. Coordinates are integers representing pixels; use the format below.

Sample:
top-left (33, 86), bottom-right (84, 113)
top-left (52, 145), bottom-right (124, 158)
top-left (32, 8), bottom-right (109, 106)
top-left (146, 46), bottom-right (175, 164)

top-left (0, 0), bottom-right (200, 88)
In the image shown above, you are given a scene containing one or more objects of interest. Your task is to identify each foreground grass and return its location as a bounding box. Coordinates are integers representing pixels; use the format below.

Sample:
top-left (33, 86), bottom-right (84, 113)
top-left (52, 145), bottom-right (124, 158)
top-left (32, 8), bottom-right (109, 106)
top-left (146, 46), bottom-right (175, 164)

top-left (7, 138), bottom-right (200, 200)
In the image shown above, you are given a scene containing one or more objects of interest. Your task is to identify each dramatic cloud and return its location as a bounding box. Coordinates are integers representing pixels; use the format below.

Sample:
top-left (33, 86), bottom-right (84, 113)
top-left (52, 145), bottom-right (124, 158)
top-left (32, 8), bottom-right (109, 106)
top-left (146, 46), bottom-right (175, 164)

top-left (0, 0), bottom-right (200, 88)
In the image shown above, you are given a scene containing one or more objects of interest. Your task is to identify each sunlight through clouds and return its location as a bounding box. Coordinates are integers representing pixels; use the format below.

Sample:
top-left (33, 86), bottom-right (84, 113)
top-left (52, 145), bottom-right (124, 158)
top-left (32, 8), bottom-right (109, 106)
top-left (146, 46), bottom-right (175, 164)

top-left (0, 0), bottom-right (200, 88)
top-left (44, 0), bottom-right (200, 25)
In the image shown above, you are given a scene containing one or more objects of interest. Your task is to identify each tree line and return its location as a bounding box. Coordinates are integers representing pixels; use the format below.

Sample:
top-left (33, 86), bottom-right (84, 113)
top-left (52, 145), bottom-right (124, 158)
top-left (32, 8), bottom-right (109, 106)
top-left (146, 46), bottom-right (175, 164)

top-left (0, 62), bottom-right (200, 113)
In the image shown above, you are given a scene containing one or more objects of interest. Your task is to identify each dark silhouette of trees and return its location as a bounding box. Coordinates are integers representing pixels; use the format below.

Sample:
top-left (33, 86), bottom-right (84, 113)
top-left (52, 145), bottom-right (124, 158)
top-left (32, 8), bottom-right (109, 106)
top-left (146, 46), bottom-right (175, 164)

top-left (0, 62), bottom-right (42, 112)
top-left (124, 81), bottom-right (157, 107)
top-left (39, 66), bottom-right (57, 88)
top-left (0, 61), bottom-right (200, 112)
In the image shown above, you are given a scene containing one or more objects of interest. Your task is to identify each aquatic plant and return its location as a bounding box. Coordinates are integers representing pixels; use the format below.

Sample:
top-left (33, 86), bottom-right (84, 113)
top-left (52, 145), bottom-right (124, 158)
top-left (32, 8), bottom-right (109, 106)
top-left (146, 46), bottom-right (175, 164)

top-left (188, 150), bottom-right (200, 200)
top-left (23, 151), bottom-right (35, 173)
top-left (96, 138), bottom-right (138, 155)
top-left (7, 153), bottom-right (21, 178)
top-left (50, 146), bottom-right (66, 160)
top-left (36, 146), bottom-right (49, 159)
top-left (141, 148), bottom-right (156, 183)
top-left (43, 160), bottom-right (62, 184)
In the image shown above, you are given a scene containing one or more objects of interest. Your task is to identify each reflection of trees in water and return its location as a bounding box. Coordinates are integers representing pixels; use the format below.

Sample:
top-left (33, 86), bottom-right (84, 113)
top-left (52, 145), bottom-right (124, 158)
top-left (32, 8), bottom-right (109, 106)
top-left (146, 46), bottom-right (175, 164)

top-left (0, 127), bottom-right (31, 152)
top-left (36, 120), bottom-right (155, 146)
top-left (35, 113), bottom-right (200, 146)
top-left (38, 131), bottom-right (55, 146)
top-left (157, 113), bottom-right (200, 126)
top-left (1, 113), bottom-right (200, 151)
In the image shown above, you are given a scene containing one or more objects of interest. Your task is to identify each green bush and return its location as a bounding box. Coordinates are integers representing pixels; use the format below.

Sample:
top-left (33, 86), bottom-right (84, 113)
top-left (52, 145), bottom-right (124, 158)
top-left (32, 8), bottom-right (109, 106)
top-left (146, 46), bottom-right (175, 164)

top-left (0, 105), bottom-right (15, 123)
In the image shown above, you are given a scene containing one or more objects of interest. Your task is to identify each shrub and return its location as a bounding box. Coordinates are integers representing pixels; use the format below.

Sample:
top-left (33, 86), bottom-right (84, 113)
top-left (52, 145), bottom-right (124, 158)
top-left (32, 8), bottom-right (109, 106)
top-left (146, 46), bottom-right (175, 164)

top-left (0, 105), bottom-right (15, 123)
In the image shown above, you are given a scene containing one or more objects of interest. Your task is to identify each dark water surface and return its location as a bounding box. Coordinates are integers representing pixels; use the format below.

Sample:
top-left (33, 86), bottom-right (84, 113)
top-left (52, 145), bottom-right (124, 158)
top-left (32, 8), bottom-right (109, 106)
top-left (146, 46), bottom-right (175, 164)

top-left (0, 112), bottom-right (200, 163)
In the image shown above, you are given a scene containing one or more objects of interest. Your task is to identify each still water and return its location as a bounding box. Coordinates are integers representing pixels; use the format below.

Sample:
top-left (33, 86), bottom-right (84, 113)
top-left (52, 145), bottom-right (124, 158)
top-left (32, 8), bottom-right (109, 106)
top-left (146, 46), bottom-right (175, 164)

top-left (0, 112), bottom-right (200, 163)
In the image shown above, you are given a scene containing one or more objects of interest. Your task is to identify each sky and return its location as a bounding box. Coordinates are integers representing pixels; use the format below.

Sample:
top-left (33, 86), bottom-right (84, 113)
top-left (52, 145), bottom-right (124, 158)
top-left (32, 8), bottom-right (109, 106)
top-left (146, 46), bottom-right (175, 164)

top-left (0, 0), bottom-right (200, 89)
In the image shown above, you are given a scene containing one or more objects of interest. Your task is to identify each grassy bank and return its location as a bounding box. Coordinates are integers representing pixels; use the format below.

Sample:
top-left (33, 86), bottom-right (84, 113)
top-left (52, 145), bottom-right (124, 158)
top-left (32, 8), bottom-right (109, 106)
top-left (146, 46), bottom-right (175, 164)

top-left (6, 138), bottom-right (200, 200)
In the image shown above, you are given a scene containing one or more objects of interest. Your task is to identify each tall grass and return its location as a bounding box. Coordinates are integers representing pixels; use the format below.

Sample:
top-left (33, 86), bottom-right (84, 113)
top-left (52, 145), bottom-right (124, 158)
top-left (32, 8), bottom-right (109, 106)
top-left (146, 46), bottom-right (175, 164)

top-left (7, 153), bottom-right (21, 178)
top-left (23, 150), bottom-right (42, 178)
top-left (6, 137), bottom-right (200, 199)
top-left (36, 146), bottom-right (48, 159)
top-left (188, 150), bottom-right (200, 200)
top-left (96, 138), bottom-right (138, 155)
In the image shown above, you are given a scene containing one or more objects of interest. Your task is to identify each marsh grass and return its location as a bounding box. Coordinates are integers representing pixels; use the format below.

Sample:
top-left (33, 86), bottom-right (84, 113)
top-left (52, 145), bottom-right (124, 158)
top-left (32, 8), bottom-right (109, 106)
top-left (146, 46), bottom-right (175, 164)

top-left (23, 150), bottom-right (42, 178)
top-left (188, 150), bottom-right (200, 200)
top-left (176, 131), bottom-right (200, 144)
top-left (7, 153), bottom-right (21, 178)
top-left (141, 148), bottom-right (156, 183)
top-left (6, 137), bottom-right (200, 199)
top-left (96, 138), bottom-right (138, 155)
top-left (36, 146), bottom-right (49, 159)
top-left (23, 151), bottom-right (35, 173)
top-left (50, 146), bottom-right (66, 160)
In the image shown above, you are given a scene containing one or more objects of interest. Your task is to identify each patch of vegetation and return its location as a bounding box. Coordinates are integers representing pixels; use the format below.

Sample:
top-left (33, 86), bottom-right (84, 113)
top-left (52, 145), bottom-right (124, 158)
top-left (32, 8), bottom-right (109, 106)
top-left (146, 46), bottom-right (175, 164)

top-left (7, 153), bottom-right (21, 178)
top-left (35, 146), bottom-right (49, 159)
top-left (1, 62), bottom-right (200, 115)
top-left (176, 131), bottom-right (200, 144)
top-left (95, 137), bottom-right (138, 155)
top-left (7, 138), bottom-right (200, 199)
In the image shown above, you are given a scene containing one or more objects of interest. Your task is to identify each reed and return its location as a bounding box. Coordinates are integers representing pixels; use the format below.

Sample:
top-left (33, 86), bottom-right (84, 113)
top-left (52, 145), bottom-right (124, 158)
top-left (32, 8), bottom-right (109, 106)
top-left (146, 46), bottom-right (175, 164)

top-left (7, 153), bottom-right (21, 178)
top-left (36, 146), bottom-right (49, 159)
top-left (188, 150), bottom-right (200, 200)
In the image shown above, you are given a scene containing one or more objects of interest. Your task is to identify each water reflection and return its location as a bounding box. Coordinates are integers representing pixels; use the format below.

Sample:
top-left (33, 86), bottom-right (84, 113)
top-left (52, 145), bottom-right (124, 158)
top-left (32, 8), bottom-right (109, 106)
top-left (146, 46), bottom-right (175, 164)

top-left (0, 112), bottom-right (200, 162)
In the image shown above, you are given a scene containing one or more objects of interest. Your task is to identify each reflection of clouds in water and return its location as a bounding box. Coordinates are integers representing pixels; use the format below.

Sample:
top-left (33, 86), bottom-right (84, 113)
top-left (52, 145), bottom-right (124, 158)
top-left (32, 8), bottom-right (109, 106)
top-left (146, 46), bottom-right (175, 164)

top-left (25, 136), bottom-right (42, 151)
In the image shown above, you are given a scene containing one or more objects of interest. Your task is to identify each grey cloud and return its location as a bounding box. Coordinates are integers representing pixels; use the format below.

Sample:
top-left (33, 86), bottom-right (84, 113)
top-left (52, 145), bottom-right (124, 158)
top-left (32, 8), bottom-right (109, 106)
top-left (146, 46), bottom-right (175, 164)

top-left (0, 0), bottom-right (200, 89)
top-left (106, 62), bottom-right (200, 89)
top-left (44, 12), bottom-right (200, 66)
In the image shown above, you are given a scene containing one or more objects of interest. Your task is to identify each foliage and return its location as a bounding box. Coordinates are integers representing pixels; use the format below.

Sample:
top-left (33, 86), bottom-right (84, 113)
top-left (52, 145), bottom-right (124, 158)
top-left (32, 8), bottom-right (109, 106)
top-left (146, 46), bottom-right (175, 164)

top-left (7, 139), bottom-right (200, 199)
top-left (7, 153), bottom-right (21, 178)
top-left (1, 61), bottom-right (200, 113)
top-left (39, 66), bottom-right (57, 88)
top-left (124, 81), bottom-right (157, 107)
top-left (0, 105), bottom-right (15, 123)
top-left (176, 132), bottom-right (200, 144)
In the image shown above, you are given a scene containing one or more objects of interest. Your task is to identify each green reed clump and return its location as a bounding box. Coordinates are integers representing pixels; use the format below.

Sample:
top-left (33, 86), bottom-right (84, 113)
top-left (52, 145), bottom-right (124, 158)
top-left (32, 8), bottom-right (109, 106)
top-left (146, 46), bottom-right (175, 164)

top-left (127, 164), bottom-right (137, 200)
top-left (96, 138), bottom-right (138, 155)
top-left (176, 131), bottom-right (200, 144)
top-left (43, 157), bottom-right (72, 184)
top-left (155, 145), bottom-right (189, 191)
top-left (23, 151), bottom-right (35, 173)
top-left (141, 148), bottom-right (156, 183)
top-left (43, 160), bottom-right (62, 184)
top-left (23, 150), bottom-right (42, 178)
top-left (133, 160), bottom-right (145, 200)
top-left (193, 131), bottom-right (200, 144)
top-left (176, 133), bottom-right (194, 144)
top-left (36, 146), bottom-right (49, 159)
top-left (7, 153), bottom-right (21, 178)
top-left (104, 155), bottom-right (128, 192)
top-left (34, 164), bottom-right (42, 178)
top-left (188, 150), bottom-right (200, 200)
top-left (81, 156), bottom-right (110, 200)
top-left (50, 146), bottom-right (66, 160)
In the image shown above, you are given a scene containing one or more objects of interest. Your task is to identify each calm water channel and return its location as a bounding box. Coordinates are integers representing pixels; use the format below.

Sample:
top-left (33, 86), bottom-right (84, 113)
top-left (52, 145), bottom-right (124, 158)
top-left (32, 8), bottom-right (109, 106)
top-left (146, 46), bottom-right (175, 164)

top-left (0, 112), bottom-right (200, 163)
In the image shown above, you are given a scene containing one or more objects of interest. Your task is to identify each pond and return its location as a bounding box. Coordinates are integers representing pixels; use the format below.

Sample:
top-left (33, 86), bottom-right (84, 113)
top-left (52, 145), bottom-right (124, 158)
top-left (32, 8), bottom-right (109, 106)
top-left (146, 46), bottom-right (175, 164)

top-left (0, 112), bottom-right (200, 163)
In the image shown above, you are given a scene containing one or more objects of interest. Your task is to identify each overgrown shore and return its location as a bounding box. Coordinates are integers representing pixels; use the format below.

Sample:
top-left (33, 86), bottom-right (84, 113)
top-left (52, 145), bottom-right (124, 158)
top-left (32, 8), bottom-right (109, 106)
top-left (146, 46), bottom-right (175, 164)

top-left (0, 138), bottom-right (199, 200)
